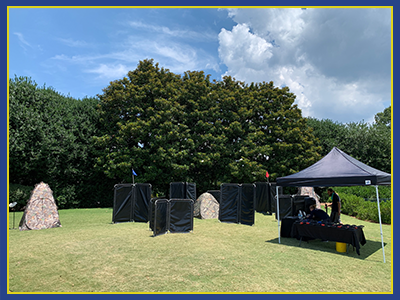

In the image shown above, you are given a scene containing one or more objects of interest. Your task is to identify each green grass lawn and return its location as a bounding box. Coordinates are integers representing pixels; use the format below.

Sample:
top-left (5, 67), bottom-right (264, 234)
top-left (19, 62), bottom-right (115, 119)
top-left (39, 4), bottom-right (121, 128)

top-left (8, 208), bottom-right (392, 293)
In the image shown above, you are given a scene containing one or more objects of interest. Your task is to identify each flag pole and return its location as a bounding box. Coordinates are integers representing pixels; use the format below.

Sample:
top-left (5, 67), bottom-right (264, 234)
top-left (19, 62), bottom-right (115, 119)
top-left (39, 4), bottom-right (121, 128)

top-left (132, 169), bottom-right (136, 185)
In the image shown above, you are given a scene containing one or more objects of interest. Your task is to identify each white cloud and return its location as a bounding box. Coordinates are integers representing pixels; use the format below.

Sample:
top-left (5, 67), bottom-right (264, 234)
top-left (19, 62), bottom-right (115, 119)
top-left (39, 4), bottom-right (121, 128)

top-left (57, 38), bottom-right (91, 48)
top-left (218, 8), bottom-right (391, 123)
top-left (128, 21), bottom-right (217, 41)
top-left (14, 31), bottom-right (45, 54)
top-left (14, 32), bottom-right (32, 49)
top-left (49, 21), bottom-right (220, 84)
top-left (138, 40), bottom-right (220, 74)
top-left (85, 63), bottom-right (130, 80)
top-left (219, 24), bottom-right (273, 71)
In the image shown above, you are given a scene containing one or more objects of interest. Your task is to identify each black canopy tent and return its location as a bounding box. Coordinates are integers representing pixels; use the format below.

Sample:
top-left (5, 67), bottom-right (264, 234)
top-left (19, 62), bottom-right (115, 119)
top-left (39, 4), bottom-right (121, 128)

top-left (276, 147), bottom-right (391, 262)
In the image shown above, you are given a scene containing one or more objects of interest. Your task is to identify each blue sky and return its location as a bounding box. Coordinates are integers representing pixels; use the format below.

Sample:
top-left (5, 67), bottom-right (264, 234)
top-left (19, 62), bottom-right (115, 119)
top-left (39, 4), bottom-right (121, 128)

top-left (8, 6), bottom-right (392, 123)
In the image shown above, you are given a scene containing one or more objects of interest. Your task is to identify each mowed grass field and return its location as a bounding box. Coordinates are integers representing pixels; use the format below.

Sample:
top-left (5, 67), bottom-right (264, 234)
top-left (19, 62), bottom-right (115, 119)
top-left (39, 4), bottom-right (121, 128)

top-left (8, 208), bottom-right (392, 293)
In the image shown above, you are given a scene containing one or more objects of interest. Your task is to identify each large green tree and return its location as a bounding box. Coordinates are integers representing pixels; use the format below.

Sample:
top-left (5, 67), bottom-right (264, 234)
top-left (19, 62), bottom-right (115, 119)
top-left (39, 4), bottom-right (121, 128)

top-left (95, 59), bottom-right (321, 195)
top-left (375, 106), bottom-right (391, 128)
top-left (306, 118), bottom-right (348, 154)
top-left (307, 106), bottom-right (391, 173)
top-left (94, 60), bottom-right (191, 196)
top-left (9, 76), bottom-right (113, 208)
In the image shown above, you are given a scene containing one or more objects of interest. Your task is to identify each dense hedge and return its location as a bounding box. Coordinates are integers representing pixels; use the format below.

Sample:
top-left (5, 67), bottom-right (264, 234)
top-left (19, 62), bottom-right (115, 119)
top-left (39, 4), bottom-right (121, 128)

top-left (334, 185), bottom-right (391, 201)
top-left (9, 76), bottom-right (115, 209)
top-left (318, 186), bottom-right (391, 224)
top-left (340, 193), bottom-right (391, 224)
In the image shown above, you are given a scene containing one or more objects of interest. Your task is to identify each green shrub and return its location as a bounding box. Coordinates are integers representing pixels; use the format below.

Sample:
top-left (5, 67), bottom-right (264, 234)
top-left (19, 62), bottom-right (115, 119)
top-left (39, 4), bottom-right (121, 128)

top-left (335, 185), bottom-right (391, 201)
top-left (9, 184), bottom-right (33, 210)
top-left (357, 204), bottom-right (370, 222)
top-left (340, 192), bottom-right (391, 224)
top-left (52, 185), bottom-right (80, 209)
top-left (379, 200), bottom-right (392, 224)
top-left (340, 193), bottom-right (362, 217)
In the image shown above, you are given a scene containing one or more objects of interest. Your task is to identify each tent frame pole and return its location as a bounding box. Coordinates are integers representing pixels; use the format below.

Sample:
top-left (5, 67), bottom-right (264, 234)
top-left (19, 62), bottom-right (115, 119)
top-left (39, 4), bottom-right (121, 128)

top-left (375, 185), bottom-right (386, 263)
top-left (276, 186), bottom-right (281, 244)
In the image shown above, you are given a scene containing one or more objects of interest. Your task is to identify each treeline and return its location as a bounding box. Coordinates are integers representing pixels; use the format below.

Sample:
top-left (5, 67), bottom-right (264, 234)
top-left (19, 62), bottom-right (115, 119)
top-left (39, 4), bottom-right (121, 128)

top-left (9, 76), bottom-right (115, 209)
top-left (9, 59), bottom-right (391, 209)
top-left (307, 108), bottom-right (391, 174)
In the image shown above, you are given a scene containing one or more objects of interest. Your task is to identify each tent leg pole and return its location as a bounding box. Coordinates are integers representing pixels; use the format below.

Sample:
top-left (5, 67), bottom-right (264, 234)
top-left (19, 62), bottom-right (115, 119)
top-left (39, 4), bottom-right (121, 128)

top-left (276, 186), bottom-right (280, 244)
top-left (375, 185), bottom-right (386, 263)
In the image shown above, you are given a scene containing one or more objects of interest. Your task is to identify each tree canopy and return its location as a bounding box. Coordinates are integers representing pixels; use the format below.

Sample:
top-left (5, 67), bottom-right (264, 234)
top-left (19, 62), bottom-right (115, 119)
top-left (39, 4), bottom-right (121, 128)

top-left (94, 59), bottom-right (321, 196)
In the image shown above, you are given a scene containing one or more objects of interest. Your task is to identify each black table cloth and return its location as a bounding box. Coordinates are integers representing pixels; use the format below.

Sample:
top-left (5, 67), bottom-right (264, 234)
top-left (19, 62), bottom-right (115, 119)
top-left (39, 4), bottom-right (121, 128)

top-left (281, 217), bottom-right (298, 237)
top-left (291, 220), bottom-right (366, 255)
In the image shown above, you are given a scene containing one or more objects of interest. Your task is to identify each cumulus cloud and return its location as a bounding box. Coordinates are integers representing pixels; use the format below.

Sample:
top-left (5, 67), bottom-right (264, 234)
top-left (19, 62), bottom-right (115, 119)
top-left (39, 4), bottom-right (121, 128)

top-left (218, 8), bottom-right (391, 123)
top-left (219, 24), bottom-right (273, 71)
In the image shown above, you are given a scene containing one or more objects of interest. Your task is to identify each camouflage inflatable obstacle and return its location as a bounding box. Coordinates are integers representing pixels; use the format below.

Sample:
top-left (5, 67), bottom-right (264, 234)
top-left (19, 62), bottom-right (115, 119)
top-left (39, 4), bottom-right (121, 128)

top-left (19, 182), bottom-right (62, 231)
top-left (194, 192), bottom-right (219, 219)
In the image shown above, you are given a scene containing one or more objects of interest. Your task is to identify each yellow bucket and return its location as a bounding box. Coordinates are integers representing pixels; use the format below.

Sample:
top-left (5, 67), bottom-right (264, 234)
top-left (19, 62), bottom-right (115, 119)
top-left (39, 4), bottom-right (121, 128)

top-left (336, 242), bottom-right (347, 253)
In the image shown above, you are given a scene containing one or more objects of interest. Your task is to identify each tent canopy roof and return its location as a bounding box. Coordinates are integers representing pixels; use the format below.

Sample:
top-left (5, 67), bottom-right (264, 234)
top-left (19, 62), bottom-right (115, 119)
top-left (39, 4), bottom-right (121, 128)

top-left (277, 147), bottom-right (391, 187)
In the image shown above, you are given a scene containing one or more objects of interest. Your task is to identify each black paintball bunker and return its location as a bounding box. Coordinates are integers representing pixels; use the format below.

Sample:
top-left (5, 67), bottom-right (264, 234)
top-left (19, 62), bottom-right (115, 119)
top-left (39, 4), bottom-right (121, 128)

top-left (170, 182), bottom-right (196, 202)
top-left (272, 194), bottom-right (317, 220)
top-left (219, 183), bottom-right (255, 226)
top-left (149, 198), bottom-right (194, 236)
top-left (207, 190), bottom-right (221, 203)
top-left (112, 183), bottom-right (152, 223)
top-left (291, 195), bottom-right (316, 216)
top-left (254, 182), bottom-right (281, 214)
top-left (272, 194), bottom-right (293, 220)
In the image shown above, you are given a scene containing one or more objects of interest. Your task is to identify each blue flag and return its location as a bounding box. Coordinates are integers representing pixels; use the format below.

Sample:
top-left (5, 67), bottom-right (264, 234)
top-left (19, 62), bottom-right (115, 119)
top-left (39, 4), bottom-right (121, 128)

top-left (132, 169), bottom-right (137, 176)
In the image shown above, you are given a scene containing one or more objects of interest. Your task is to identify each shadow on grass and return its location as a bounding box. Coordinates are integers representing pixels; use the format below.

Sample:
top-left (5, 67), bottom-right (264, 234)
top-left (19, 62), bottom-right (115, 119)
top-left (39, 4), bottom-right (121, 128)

top-left (265, 237), bottom-right (387, 260)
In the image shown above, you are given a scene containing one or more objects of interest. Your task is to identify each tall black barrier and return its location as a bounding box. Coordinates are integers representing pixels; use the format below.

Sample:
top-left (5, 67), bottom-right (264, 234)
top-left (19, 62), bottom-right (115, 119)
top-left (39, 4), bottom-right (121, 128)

top-left (149, 197), bottom-right (163, 231)
top-left (254, 182), bottom-right (282, 214)
top-left (207, 190), bottom-right (221, 203)
top-left (272, 194), bottom-right (293, 220)
top-left (153, 199), bottom-right (169, 236)
top-left (219, 183), bottom-right (255, 226)
top-left (292, 195), bottom-right (308, 216)
top-left (241, 184), bottom-right (255, 225)
top-left (150, 199), bottom-right (194, 236)
top-left (112, 183), bottom-right (152, 223)
top-left (291, 195), bottom-right (317, 216)
top-left (170, 182), bottom-right (196, 202)
top-left (271, 194), bottom-right (317, 220)
top-left (134, 183), bottom-right (152, 222)
top-left (113, 184), bottom-right (133, 223)
top-left (169, 199), bottom-right (194, 233)
top-left (219, 183), bottom-right (240, 223)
